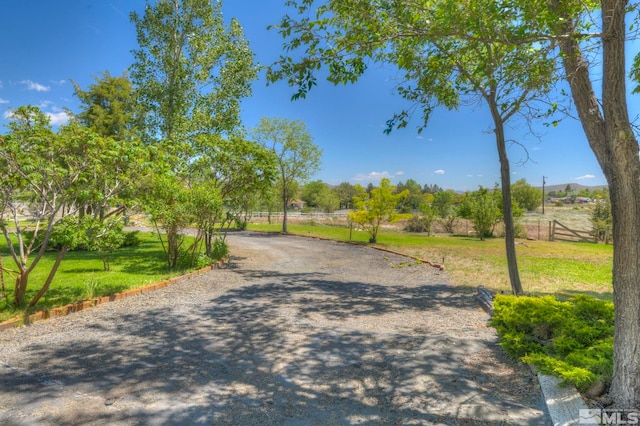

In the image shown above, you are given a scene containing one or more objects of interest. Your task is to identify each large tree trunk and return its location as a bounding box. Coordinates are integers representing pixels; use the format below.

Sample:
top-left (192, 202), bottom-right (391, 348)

top-left (488, 100), bottom-right (524, 296)
top-left (601, 0), bottom-right (640, 408)
top-left (554, 0), bottom-right (640, 408)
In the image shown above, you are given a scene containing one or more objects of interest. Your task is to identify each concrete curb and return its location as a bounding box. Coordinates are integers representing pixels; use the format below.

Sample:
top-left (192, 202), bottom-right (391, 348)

top-left (476, 286), bottom-right (589, 426)
top-left (539, 373), bottom-right (589, 425)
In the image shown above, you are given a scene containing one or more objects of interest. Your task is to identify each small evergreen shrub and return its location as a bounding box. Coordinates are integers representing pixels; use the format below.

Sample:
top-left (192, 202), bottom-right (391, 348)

top-left (491, 294), bottom-right (614, 392)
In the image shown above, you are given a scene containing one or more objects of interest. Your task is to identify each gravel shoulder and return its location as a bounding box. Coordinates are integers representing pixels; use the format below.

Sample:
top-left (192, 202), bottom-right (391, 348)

top-left (0, 231), bottom-right (547, 425)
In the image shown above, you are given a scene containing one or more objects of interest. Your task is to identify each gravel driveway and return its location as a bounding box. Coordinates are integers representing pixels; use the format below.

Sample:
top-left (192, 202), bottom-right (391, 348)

top-left (0, 231), bottom-right (547, 425)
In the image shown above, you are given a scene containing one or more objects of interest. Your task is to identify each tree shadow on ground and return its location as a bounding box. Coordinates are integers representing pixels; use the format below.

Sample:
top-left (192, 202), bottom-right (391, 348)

top-left (0, 240), bottom-right (544, 425)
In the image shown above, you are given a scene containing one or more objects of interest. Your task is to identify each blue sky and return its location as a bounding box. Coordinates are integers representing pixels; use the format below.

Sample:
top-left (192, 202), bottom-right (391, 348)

top-left (0, 1), bottom-right (630, 191)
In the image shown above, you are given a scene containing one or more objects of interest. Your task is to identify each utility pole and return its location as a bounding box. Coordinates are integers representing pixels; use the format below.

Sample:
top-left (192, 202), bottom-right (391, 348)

top-left (542, 176), bottom-right (547, 214)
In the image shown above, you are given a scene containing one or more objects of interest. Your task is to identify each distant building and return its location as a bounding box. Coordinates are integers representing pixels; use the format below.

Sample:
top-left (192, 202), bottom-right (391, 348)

top-left (288, 199), bottom-right (306, 210)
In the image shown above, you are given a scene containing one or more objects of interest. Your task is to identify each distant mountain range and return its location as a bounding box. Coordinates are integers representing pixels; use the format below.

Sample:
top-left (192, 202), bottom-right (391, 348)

top-left (538, 183), bottom-right (608, 194)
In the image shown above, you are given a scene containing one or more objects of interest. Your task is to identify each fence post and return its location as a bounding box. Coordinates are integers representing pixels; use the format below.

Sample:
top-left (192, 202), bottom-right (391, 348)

top-left (549, 221), bottom-right (553, 241)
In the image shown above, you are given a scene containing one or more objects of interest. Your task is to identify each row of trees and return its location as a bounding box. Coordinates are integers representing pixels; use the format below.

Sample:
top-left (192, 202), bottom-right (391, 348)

top-left (298, 177), bottom-right (542, 215)
top-left (0, 0), bottom-right (321, 308)
top-left (346, 179), bottom-right (535, 242)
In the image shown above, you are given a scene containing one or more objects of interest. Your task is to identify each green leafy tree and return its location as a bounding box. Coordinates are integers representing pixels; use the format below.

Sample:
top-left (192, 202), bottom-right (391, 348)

top-left (395, 179), bottom-right (424, 212)
top-left (0, 107), bottom-right (138, 306)
top-left (511, 179), bottom-right (542, 212)
top-left (459, 186), bottom-right (503, 240)
top-left (252, 117), bottom-right (322, 232)
top-left (72, 71), bottom-right (137, 140)
top-left (130, 0), bottom-right (258, 146)
top-left (349, 178), bottom-right (408, 243)
top-left (129, 0), bottom-right (259, 266)
top-left (433, 190), bottom-right (460, 234)
top-left (85, 218), bottom-right (126, 271)
top-left (267, 0), bottom-right (559, 295)
top-left (139, 171), bottom-right (193, 269)
top-left (333, 182), bottom-right (358, 210)
top-left (300, 180), bottom-right (327, 208)
top-left (301, 181), bottom-right (339, 212)
top-left (315, 190), bottom-right (340, 213)
top-left (190, 134), bottom-right (277, 252)
top-left (405, 204), bottom-right (437, 236)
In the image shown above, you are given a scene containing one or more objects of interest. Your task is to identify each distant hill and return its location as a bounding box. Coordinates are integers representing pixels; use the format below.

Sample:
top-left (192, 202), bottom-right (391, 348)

top-left (538, 183), bottom-right (608, 194)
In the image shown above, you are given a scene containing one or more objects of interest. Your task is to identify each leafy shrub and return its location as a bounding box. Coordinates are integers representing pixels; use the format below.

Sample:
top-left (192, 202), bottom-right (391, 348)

top-left (211, 238), bottom-right (228, 261)
top-left (491, 294), bottom-right (614, 392)
top-left (514, 222), bottom-right (528, 239)
top-left (234, 218), bottom-right (248, 230)
top-left (177, 251), bottom-right (211, 270)
top-left (121, 231), bottom-right (142, 248)
top-left (404, 214), bottom-right (432, 233)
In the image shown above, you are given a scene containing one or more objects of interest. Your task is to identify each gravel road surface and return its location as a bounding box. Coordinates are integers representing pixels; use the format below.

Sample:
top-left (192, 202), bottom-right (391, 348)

top-left (0, 231), bottom-right (547, 425)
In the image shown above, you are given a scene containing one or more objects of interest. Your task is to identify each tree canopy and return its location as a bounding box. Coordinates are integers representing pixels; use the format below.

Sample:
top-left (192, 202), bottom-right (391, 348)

top-left (252, 117), bottom-right (322, 232)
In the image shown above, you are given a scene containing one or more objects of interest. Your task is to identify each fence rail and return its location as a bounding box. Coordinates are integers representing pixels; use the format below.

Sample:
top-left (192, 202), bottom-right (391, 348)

top-left (252, 211), bottom-right (348, 218)
top-left (550, 220), bottom-right (598, 243)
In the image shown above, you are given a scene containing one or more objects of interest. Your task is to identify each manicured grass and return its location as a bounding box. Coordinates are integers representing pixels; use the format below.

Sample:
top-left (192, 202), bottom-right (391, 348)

top-left (0, 232), bottom-right (198, 322)
top-left (249, 222), bottom-right (613, 299)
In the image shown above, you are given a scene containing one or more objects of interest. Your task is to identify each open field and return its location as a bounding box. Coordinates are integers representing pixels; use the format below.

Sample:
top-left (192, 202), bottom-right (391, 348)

top-left (248, 205), bottom-right (613, 300)
top-left (0, 205), bottom-right (610, 322)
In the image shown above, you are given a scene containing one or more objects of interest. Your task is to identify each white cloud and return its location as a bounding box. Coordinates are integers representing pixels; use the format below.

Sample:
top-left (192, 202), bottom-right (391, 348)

top-left (51, 80), bottom-right (66, 85)
top-left (21, 80), bottom-right (50, 92)
top-left (576, 174), bottom-right (596, 180)
top-left (466, 174), bottom-right (473, 177)
top-left (395, 171), bottom-right (404, 176)
top-left (434, 169), bottom-right (445, 175)
top-left (46, 111), bottom-right (71, 126)
top-left (0, 98), bottom-right (9, 104)
top-left (353, 171), bottom-right (392, 182)
top-left (3, 109), bottom-right (70, 125)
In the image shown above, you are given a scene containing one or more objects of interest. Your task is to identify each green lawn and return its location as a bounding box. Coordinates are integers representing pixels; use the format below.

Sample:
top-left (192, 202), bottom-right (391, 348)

top-left (0, 222), bottom-right (613, 322)
top-left (249, 222), bottom-right (613, 299)
top-left (0, 232), bottom-right (196, 322)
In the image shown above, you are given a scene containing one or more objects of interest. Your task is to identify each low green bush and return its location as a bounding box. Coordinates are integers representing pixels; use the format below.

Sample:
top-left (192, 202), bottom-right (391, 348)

top-left (121, 231), bottom-right (142, 247)
top-left (404, 214), bottom-right (432, 233)
top-left (491, 294), bottom-right (614, 392)
top-left (211, 238), bottom-right (228, 261)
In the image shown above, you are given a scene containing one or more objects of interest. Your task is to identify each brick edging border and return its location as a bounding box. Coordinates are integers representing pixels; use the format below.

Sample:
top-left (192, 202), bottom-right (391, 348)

top-left (0, 261), bottom-right (225, 332)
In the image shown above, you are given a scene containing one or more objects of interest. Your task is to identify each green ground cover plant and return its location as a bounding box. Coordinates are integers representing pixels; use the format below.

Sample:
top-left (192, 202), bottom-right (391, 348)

top-left (0, 232), bottom-right (207, 322)
top-left (491, 294), bottom-right (614, 392)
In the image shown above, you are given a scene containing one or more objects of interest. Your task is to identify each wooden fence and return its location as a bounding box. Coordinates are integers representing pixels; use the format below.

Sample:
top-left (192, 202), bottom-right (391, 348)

top-left (549, 220), bottom-right (609, 244)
